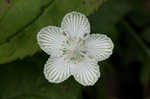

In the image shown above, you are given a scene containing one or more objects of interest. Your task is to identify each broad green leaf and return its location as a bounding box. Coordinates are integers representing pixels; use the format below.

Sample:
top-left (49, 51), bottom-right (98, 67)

top-left (0, 0), bottom-right (104, 64)
top-left (0, 0), bottom-right (52, 43)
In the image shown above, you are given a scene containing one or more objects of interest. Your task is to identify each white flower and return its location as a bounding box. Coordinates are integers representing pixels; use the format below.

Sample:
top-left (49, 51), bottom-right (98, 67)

top-left (37, 11), bottom-right (114, 86)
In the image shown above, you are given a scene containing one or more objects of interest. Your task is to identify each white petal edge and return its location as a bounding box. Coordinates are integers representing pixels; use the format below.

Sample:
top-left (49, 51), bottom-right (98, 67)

top-left (37, 26), bottom-right (66, 56)
top-left (44, 57), bottom-right (71, 83)
top-left (85, 34), bottom-right (114, 61)
top-left (61, 11), bottom-right (90, 39)
top-left (70, 57), bottom-right (100, 86)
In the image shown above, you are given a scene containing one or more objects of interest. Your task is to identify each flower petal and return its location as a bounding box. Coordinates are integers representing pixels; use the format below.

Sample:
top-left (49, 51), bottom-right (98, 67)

top-left (37, 26), bottom-right (66, 56)
top-left (61, 11), bottom-right (90, 39)
top-left (85, 34), bottom-right (114, 61)
top-left (44, 57), bottom-right (71, 83)
top-left (70, 57), bottom-right (100, 86)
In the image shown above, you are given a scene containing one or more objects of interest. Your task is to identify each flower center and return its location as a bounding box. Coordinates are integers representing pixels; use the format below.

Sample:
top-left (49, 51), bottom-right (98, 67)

top-left (61, 37), bottom-right (87, 64)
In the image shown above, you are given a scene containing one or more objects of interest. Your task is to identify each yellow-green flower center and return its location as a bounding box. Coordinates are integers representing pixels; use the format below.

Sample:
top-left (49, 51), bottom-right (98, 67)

top-left (61, 37), bottom-right (87, 63)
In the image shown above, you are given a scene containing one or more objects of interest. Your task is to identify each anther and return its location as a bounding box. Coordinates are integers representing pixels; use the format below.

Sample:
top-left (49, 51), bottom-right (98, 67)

top-left (83, 33), bottom-right (88, 38)
top-left (64, 58), bottom-right (67, 61)
top-left (63, 32), bottom-right (67, 36)
top-left (79, 37), bottom-right (82, 41)
top-left (77, 60), bottom-right (80, 63)
top-left (88, 56), bottom-right (93, 59)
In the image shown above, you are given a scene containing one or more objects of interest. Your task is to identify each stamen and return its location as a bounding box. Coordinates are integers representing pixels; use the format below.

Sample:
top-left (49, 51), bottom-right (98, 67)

top-left (68, 37), bottom-right (72, 41)
top-left (71, 57), bottom-right (76, 61)
top-left (79, 37), bottom-right (82, 41)
top-left (77, 60), bottom-right (80, 63)
top-left (61, 36), bottom-right (87, 63)
top-left (66, 60), bottom-right (70, 63)
top-left (63, 32), bottom-right (67, 36)
top-left (83, 33), bottom-right (88, 38)
top-left (88, 56), bottom-right (93, 59)
top-left (74, 61), bottom-right (78, 64)
top-left (61, 41), bottom-right (64, 46)
top-left (64, 58), bottom-right (67, 61)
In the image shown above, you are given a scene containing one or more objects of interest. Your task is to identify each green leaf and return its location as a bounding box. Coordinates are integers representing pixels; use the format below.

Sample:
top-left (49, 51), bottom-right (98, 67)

top-left (0, 0), bottom-right (104, 64)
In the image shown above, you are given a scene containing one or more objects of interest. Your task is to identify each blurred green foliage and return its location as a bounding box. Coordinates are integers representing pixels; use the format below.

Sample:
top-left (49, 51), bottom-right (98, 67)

top-left (0, 0), bottom-right (150, 99)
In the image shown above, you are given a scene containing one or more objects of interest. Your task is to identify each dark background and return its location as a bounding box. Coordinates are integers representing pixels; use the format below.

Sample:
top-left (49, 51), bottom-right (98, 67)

top-left (0, 0), bottom-right (150, 99)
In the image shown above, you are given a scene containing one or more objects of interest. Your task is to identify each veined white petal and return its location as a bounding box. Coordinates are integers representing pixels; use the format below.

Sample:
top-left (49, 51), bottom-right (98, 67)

top-left (44, 57), bottom-right (71, 83)
top-left (85, 34), bottom-right (114, 61)
top-left (37, 26), bottom-right (66, 56)
top-left (61, 11), bottom-right (90, 39)
top-left (70, 57), bottom-right (100, 86)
